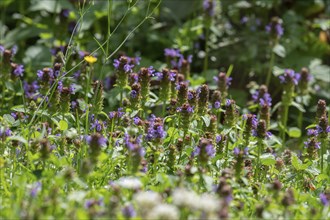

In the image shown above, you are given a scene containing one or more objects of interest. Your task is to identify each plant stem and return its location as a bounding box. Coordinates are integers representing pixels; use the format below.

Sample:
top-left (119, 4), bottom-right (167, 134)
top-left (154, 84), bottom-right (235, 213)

top-left (320, 138), bottom-right (325, 173)
top-left (255, 139), bottom-right (263, 181)
top-left (266, 49), bottom-right (275, 87)
top-left (203, 24), bottom-right (210, 80)
top-left (297, 110), bottom-right (303, 130)
top-left (281, 104), bottom-right (289, 144)
top-left (162, 100), bottom-right (166, 117)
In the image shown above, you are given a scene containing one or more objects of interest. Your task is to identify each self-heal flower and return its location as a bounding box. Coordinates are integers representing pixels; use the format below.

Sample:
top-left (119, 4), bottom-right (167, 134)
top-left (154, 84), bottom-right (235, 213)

top-left (11, 63), bottom-right (24, 77)
top-left (86, 133), bottom-right (107, 159)
top-left (266, 17), bottom-right (284, 38)
top-left (279, 69), bottom-right (299, 85)
top-left (214, 101), bottom-right (221, 109)
top-left (192, 138), bottom-right (215, 164)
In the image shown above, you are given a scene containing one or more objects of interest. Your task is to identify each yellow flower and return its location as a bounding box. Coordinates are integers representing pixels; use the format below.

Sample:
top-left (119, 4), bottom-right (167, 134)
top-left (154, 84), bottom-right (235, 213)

top-left (84, 55), bottom-right (97, 64)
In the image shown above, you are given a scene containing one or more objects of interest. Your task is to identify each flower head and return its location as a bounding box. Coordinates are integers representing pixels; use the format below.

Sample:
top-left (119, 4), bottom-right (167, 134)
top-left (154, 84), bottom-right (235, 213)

top-left (279, 69), bottom-right (299, 85)
top-left (84, 55), bottom-right (97, 64)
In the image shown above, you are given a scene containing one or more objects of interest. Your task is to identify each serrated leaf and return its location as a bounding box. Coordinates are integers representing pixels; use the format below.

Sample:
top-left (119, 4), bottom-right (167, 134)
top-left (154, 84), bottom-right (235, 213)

top-left (260, 153), bottom-right (276, 166)
top-left (288, 127), bottom-right (301, 138)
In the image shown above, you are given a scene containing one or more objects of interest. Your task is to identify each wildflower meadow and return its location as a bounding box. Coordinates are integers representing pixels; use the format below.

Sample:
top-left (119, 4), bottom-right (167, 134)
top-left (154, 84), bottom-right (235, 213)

top-left (0, 0), bottom-right (329, 219)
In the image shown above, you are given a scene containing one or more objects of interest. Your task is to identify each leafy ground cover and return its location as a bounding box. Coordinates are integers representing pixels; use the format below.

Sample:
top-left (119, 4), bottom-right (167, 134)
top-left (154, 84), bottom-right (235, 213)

top-left (0, 0), bottom-right (329, 219)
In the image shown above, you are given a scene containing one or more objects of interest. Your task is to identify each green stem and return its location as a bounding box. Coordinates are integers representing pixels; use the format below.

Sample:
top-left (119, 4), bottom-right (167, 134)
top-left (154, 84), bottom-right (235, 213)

top-left (265, 50), bottom-right (275, 87)
top-left (297, 110), bottom-right (303, 130)
top-left (162, 100), bottom-right (166, 117)
top-left (320, 138), bottom-right (325, 173)
top-left (255, 139), bottom-right (263, 181)
top-left (281, 104), bottom-right (289, 144)
top-left (203, 23), bottom-right (210, 80)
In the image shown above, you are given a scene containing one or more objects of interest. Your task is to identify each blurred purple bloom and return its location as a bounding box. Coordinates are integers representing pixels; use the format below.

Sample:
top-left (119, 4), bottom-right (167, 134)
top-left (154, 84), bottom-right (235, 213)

top-left (169, 71), bottom-right (176, 82)
top-left (57, 80), bottom-right (63, 92)
top-left (130, 90), bottom-right (137, 99)
top-left (113, 59), bottom-right (120, 69)
top-left (205, 144), bottom-right (215, 157)
top-left (203, 0), bottom-right (216, 17)
top-left (192, 147), bottom-right (200, 157)
top-left (117, 107), bottom-right (125, 118)
top-left (13, 64), bottom-right (24, 77)
top-left (122, 205), bottom-right (136, 218)
top-left (316, 125), bottom-right (330, 134)
top-left (164, 48), bottom-right (180, 58)
top-left (187, 106), bottom-right (194, 113)
top-left (320, 193), bottom-right (329, 206)
top-left (188, 91), bottom-right (194, 100)
top-left (214, 101), bottom-right (221, 109)
top-left (275, 24), bottom-right (284, 36)
top-left (109, 111), bottom-right (115, 119)
top-left (155, 72), bottom-right (163, 81)
top-left (216, 135), bottom-right (221, 143)
top-left (30, 181), bottom-right (42, 197)
top-left (124, 64), bottom-right (134, 73)
top-left (133, 117), bottom-right (140, 125)
top-left (279, 69), bottom-right (299, 85)
top-left (225, 99), bottom-right (231, 107)
top-left (233, 147), bottom-right (240, 155)
top-left (23, 81), bottom-right (39, 100)
top-left (241, 16), bottom-right (249, 24)
top-left (11, 45), bottom-right (17, 55)
top-left (307, 129), bottom-right (318, 136)
top-left (244, 147), bottom-right (249, 155)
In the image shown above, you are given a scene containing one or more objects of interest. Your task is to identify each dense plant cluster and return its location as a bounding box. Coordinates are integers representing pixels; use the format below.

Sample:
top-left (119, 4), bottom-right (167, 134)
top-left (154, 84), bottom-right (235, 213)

top-left (0, 0), bottom-right (329, 219)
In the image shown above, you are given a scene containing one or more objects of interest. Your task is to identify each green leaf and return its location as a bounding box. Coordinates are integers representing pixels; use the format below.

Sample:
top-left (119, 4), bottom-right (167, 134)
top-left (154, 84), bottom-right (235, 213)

top-left (130, 110), bottom-right (139, 118)
top-left (288, 127), bottom-right (301, 138)
top-left (59, 120), bottom-right (68, 131)
top-left (291, 101), bottom-right (306, 112)
top-left (260, 153), bottom-right (276, 166)
top-left (3, 114), bottom-right (15, 125)
top-left (11, 105), bottom-right (27, 113)
top-left (77, 99), bottom-right (87, 112)
top-left (201, 115), bottom-right (210, 127)
top-left (273, 44), bottom-right (286, 57)
top-left (31, 131), bottom-right (41, 139)
top-left (226, 64), bottom-right (234, 77)
top-left (292, 154), bottom-right (311, 171)
top-left (5, 81), bottom-right (15, 91)
top-left (273, 66), bottom-right (285, 77)
top-left (7, 136), bottom-right (27, 145)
